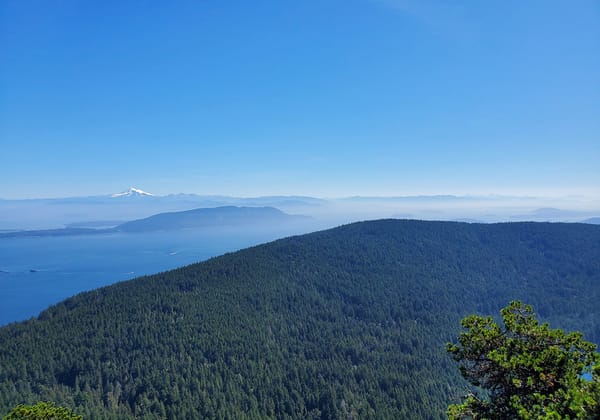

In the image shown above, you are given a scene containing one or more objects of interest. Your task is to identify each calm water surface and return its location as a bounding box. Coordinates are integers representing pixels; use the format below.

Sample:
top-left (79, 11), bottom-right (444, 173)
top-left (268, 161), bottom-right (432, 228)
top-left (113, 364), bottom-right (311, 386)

top-left (0, 227), bottom-right (309, 326)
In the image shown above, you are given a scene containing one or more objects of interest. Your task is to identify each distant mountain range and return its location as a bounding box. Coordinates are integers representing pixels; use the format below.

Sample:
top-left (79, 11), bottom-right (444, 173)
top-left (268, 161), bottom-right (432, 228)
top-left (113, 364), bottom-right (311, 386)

top-left (1, 187), bottom-right (598, 230)
top-left (0, 206), bottom-right (311, 238)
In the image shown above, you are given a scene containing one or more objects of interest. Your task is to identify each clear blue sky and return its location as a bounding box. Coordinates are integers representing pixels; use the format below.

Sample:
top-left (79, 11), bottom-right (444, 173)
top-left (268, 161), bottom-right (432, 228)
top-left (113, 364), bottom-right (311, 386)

top-left (1, 0), bottom-right (598, 199)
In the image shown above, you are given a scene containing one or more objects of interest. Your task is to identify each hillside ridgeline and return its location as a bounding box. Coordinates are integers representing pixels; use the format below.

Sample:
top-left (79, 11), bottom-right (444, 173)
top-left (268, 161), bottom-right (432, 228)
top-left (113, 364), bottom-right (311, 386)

top-left (0, 220), bottom-right (599, 418)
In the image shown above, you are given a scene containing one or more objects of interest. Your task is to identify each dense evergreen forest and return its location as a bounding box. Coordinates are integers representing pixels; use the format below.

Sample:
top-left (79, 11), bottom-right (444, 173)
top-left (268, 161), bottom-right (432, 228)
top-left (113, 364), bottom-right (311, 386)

top-left (0, 220), bottom-right (599, 418)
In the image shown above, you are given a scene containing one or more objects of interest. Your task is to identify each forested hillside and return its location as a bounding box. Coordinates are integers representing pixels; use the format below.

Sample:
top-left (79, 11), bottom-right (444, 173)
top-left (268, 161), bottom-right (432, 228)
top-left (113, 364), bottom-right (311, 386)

top-left (1, 220), bottom-right (599, 418)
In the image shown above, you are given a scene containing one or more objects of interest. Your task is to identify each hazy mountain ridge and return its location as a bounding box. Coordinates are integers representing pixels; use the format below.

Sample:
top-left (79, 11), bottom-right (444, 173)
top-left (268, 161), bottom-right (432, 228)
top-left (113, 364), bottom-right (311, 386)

top-left (1, 190), bottom-right (598, 230)
top-left (0, 192), bottom-right (327, 230)
top-left (1, 220), bottom-right (598, 418)
top-left (116, 206), bottom-right (310, 232)
top-left (0, 206), bottom-right (311, 238)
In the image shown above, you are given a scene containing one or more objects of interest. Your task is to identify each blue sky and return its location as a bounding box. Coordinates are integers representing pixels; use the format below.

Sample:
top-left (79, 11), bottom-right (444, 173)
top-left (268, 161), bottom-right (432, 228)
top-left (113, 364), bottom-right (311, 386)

top-left (1, 0), bottom-right (598, 199)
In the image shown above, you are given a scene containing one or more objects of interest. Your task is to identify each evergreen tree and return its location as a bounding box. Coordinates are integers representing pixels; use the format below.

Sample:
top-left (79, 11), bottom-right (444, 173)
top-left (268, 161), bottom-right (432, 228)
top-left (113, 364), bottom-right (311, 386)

top-left (3, 402), bottom-right (82, 420)
top-left (447, 301), bottom-right (600, 419)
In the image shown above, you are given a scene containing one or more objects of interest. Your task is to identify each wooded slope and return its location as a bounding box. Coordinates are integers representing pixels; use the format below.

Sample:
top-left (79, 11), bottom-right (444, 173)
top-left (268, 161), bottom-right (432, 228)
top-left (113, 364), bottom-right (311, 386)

top-left (1, 220), bottom-right (598, 419)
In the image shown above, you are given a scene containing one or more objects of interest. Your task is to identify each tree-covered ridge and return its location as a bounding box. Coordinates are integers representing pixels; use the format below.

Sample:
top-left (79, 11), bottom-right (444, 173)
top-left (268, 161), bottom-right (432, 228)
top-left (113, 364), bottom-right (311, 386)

top-left (0, 220), bottom-right (599, 418)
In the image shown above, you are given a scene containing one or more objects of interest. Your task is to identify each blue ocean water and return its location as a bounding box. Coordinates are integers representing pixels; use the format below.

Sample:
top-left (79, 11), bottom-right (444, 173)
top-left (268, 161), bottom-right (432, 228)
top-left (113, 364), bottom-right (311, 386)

top-left (0, 226), bottom-right (307, 326)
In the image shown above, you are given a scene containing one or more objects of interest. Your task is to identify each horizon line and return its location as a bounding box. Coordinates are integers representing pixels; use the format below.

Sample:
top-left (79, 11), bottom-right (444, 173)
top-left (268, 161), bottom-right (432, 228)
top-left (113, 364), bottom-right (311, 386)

top-left (1, 189), bottom-right (599, 202)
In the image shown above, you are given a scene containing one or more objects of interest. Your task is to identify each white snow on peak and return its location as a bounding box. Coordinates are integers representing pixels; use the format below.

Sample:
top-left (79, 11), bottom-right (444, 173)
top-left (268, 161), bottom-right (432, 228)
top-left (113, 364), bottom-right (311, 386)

top-left (111, 187), bottom-right (155, 198)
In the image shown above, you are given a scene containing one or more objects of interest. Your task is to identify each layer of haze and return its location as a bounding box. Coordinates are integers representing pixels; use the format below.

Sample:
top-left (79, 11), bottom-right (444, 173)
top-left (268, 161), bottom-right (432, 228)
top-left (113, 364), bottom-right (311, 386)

top-left (1, 0), bottom-right (599, 200)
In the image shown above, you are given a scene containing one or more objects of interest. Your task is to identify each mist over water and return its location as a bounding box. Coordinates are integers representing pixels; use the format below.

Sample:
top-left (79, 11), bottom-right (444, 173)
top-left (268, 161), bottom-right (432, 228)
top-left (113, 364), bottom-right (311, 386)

top-left (2, 194), bottom-right (599, 230)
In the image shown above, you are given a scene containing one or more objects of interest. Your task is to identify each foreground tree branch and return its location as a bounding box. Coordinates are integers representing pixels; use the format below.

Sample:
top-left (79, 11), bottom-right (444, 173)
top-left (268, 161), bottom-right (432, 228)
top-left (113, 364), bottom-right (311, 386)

top-left (447, 301), bottom-right (600, 419)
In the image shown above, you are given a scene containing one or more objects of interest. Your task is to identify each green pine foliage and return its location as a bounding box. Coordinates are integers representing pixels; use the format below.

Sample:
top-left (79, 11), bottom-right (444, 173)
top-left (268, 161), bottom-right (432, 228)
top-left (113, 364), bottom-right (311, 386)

top-left (3, 401), bottom-right (82, 419)
top-left (447, 301), bottom-right (600, 418)
top-left (0, 220), bottom-right (599, 418)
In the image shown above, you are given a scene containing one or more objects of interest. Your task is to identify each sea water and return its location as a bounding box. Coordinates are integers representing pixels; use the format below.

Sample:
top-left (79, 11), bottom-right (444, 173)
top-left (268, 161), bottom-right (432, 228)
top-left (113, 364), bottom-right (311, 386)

top-left (0, 226), bottom-right (309, 326)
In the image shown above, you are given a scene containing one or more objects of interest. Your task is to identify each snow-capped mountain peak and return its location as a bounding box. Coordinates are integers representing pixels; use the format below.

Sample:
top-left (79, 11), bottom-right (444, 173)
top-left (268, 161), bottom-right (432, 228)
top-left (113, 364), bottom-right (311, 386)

top-left (111, 187), bottom-right (155, 198)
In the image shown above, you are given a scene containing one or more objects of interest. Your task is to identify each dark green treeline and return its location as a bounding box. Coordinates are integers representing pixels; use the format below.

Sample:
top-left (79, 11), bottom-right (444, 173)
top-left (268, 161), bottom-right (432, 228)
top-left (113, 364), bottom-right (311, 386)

top-left (1, 220), bottom-right (599, 418)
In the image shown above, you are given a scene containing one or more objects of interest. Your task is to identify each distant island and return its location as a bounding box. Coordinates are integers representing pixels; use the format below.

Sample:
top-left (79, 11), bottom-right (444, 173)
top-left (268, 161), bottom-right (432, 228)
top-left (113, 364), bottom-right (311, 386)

top-left (115, 206), bottom-right (310, 232)
top-left (0, 206), bottom-right (311, 238)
